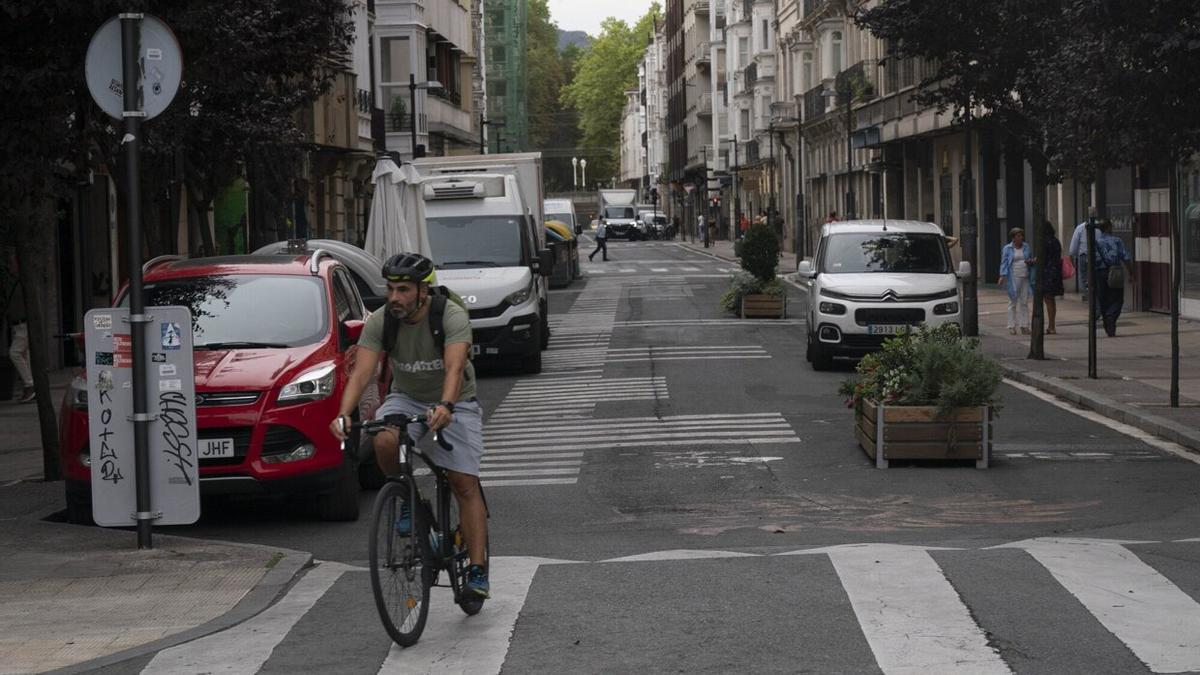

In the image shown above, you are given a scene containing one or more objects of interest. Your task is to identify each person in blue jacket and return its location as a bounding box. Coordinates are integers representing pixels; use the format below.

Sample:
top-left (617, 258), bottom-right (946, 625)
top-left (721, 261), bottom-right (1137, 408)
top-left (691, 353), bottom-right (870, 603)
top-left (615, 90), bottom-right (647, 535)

top-left (997, 227), bottom-right (1036, 335)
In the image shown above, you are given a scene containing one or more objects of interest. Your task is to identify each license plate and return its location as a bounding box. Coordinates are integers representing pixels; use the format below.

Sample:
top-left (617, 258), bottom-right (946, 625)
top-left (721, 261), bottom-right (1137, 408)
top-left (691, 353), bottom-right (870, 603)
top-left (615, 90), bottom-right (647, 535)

top-left (868, 324), bottom-right (909, 335)
top-left (199, 437), bottom-right (235, 458)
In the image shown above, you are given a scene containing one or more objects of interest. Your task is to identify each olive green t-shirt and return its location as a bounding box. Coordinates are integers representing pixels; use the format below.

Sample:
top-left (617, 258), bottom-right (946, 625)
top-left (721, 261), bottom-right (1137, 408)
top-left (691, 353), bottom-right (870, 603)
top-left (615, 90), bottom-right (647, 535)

top-left (358, 300), bottom-right (476, 402)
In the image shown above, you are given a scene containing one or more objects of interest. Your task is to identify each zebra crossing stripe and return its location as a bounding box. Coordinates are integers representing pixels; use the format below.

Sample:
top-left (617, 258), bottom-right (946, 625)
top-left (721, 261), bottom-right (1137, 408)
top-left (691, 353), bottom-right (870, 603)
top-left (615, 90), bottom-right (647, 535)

top-left (486, 419), bottom-right (795, 438)
top-left (485, 436), bottom-right (800, 453)
top-left (482, 477), bottom-right (578, 486)
top-left (998, 538), bottom-right (1200, 673)
top-left (487, 412), bottom-right (786, 428)
top-left (141, 561), bottom-right (350, 675)
top-left (485, 452), bottom-right (584, 461)
top-left (823, 545), bottom-right (1011, 675)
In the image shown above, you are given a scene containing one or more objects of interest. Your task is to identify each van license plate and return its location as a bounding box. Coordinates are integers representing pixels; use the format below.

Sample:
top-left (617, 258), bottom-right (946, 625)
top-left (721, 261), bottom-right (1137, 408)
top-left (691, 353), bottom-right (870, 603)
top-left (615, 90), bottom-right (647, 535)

top-left (200, 438), bottom-right (235, 458)
top-left (868, 324), bottom-right (908, 335)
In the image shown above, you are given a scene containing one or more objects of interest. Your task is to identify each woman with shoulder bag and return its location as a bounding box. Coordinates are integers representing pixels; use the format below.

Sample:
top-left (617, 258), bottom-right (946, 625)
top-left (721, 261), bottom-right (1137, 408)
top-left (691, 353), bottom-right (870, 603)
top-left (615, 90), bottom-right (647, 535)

top-left (1093, 220), bottom-right (1134, 337)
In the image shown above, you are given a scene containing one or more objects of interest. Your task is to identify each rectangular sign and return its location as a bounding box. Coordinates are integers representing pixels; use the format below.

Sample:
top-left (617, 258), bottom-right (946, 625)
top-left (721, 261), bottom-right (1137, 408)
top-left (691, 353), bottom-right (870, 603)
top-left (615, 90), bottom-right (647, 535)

top-left (84, 306), bottom-right (200, 527)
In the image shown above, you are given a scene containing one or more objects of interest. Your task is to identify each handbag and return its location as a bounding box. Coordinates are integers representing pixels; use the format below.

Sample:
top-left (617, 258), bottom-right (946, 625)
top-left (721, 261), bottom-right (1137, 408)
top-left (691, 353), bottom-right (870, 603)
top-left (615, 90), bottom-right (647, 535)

top-left (1108, 265), bottom-right (1125, 289)
top-left (1061, 255), bottom-right (1075, 280)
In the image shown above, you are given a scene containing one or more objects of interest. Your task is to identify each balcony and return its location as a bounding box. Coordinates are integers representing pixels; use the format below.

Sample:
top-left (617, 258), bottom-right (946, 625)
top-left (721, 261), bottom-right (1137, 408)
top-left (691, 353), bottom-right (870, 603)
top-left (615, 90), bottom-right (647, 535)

top-left (835, 61), bottom-right (877, 103)
top-left (743, 62), bottom-right (757, 93)
top-left (803, 83), bottom-right (827, 123)
top-left (698, 92), bottom-right (713, 116)
top-left (754, 58), bottom-right (776, 80)
top-left (770, 101), bottom-right (798, 124)
top-left (696, 42), bottom-right (711, 66)
top-left (695, 0), bottom-right (710, 15)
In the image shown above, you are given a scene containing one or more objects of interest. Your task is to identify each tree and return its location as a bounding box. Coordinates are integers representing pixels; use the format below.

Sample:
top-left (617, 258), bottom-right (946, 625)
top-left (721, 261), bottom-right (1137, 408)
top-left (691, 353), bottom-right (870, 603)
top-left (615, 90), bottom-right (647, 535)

top-left (857, 0), bottom-right (1068, 359)
top-left (0, 0), bottom-right (352, 480)
top-left (562, 5), bottom-right (661, 184)
top-left (526, 0), bottom-right (580, 192)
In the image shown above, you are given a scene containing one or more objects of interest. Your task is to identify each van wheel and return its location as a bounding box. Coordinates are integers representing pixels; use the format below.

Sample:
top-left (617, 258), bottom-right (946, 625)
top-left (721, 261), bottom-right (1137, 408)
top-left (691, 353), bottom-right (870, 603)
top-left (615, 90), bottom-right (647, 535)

top-left (810, 338), bottom-right (833, 372)
top-left (522, 348), bottom-right (543, 374)
top-left (316, 456), bottom-right (360, 521)
top-left (65, 488), bottom-right (94, 526)
top-left (540, 304), bottom-right (550, 349)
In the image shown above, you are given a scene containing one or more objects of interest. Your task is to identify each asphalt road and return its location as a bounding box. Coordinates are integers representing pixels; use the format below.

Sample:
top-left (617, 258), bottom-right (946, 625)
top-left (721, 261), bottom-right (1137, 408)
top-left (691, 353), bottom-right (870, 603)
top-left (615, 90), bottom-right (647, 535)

top-left (95, 239), bottom-right (1200, 674)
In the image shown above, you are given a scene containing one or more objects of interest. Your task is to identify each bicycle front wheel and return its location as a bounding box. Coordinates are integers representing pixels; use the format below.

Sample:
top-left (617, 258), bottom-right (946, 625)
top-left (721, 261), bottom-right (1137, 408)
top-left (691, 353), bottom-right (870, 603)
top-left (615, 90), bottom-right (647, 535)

top-left (369, 478), bottom-right (431, 647)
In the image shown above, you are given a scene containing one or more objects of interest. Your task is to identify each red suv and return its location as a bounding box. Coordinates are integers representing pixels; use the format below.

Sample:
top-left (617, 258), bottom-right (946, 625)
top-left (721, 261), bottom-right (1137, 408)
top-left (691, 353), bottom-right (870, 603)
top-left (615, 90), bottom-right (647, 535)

top-left (59, 251), bottom-right (382, 523)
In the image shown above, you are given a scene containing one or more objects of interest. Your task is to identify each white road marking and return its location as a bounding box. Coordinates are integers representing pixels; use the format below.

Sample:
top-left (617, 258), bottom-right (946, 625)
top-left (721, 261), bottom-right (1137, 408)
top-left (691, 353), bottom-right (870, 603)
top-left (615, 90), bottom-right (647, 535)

top-left (481, 477), bottom-right (578, 487)
top-left (996, 538), bottom-right (1200, 673)
top-left (599, 549), bottom-right (762, 563)
top-left (483, 452), bottom-right (584, 462)
top-left (824, 545), bottom-right (1011, 675)
top-left (1003, 379), bottom-right (1200, 464)
top-left (141, 561), bottom-right (350, 675)
top-left (377, 557), bottom-right (573, 674)
top-left (485, 437), bottom-right (800, 453)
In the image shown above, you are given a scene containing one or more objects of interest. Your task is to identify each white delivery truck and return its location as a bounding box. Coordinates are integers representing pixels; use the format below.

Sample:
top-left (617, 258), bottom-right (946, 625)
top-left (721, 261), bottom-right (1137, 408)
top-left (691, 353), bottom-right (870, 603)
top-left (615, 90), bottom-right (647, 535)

top-left (412, 153), bottom-right (553, 374)
top-left (598, 189), bottom-right (641, 240)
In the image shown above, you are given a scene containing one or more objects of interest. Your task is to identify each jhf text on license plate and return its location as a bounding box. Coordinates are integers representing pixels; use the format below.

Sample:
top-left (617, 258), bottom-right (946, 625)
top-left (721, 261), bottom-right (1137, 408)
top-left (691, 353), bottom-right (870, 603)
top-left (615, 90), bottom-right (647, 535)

top-left (199, 438), bottom-right (235, 458)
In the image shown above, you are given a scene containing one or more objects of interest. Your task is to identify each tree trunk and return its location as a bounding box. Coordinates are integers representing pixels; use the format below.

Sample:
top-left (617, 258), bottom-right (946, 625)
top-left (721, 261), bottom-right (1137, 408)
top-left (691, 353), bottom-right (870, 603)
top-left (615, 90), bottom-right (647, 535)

top-left (1028, 156), bottom-right (1048, 360)
top-left (187, 183), bottom-right (216, 257)
top-left (13, 199), bottom-right (62, 481)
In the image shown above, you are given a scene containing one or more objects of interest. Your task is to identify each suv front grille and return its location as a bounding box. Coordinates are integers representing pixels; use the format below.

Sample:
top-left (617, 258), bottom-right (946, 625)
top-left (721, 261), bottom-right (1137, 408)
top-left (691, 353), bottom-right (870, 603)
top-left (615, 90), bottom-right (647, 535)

top-left (196, 391), bottom-right (260, 407)
top-left (855, 308), bottom-right (926, 326)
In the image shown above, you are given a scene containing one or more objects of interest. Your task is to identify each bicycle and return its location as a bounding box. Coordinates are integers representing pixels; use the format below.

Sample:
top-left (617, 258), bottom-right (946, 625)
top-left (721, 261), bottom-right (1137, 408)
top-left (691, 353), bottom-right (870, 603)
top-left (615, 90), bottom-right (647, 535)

top-left (343, 413), bottom-right (488, 647)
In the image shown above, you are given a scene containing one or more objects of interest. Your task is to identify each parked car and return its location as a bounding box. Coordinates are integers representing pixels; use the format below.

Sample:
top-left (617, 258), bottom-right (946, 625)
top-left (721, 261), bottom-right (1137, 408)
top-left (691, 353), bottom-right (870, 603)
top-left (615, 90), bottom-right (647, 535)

top-left (796, 220), bottom-right (972, 370)
top-left (638, 210), bottom-right (671, 239)
top-left (60, 251), bottom-right (384, 524)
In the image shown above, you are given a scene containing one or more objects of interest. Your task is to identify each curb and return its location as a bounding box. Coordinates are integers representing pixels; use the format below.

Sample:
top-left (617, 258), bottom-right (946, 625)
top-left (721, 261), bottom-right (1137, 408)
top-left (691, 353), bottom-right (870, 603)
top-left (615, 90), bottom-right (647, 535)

top-left (1000, 363), bottom-right (1200, 455)
top-left (50, 536), bottom-right (313, 675)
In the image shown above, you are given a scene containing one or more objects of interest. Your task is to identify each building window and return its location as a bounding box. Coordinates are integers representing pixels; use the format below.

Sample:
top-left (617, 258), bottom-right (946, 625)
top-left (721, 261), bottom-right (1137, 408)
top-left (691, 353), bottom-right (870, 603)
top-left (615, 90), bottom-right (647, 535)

top-left (738, 37), bottom-right (749, 66)
top-left (380, 36), bottom-right (412, 131)
top-left (762, 20), bottom-right (769, 50)
top-left (830, 31), bottom-right (843, 76)
top-left (802, 52), bottom-right (813, 92)
top-left (740, 109), bottom-right (750, 138)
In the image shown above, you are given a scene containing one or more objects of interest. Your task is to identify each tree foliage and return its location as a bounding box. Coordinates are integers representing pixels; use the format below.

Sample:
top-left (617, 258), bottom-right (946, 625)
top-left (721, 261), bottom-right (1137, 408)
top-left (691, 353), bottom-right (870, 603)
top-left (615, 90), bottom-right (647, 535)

top-left (526, 0), bottom-right (581, 192)
top-left (562, 5), bottom-right (661, 184)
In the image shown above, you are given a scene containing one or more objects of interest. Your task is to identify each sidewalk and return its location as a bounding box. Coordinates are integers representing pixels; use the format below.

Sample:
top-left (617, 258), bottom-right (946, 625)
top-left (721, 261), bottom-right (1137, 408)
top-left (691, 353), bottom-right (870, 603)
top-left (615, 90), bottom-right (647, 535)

top-left (679, 238), bottom-right (1200, 455)
top-left (0, 373), bottom-right (312, 674)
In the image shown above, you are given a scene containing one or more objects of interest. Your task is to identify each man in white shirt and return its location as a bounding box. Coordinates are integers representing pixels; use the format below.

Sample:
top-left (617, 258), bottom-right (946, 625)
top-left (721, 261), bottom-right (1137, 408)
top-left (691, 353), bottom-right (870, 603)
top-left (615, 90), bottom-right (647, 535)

top-left (1067, 208), bottom-right (1097, 302)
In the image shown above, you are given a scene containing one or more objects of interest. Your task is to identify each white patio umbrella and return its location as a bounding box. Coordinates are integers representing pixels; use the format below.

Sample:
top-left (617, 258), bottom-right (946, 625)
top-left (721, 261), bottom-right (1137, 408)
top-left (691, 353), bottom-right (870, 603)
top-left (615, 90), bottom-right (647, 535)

top-left (364, 157), bottom-right (431, 261)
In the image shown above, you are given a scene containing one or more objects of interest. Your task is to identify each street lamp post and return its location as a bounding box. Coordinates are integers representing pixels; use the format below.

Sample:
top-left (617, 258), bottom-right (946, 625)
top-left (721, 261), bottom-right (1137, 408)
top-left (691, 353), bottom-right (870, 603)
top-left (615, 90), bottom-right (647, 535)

top-left (730, 135), bottom-right (741, 240)
top-left (409, 73), bottom-right (442, 160)
top-left (960, 105), bottom-right (979, 336)
top-left (581, 159), bottom-right (588, 189)
top-left (823, 88), bottom-right (855, 220)
top-left (572, 157), bottom-right (578, 189)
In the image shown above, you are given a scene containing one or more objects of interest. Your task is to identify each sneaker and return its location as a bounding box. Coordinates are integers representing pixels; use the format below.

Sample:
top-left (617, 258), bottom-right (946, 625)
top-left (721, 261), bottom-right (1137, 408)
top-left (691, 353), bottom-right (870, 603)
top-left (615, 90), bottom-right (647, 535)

top-left (465, 564), bottom-right (490, 599)
top-left (394, 501), bottom-right (411, 536)
top-left (18, 388), bottom-right (35, 404)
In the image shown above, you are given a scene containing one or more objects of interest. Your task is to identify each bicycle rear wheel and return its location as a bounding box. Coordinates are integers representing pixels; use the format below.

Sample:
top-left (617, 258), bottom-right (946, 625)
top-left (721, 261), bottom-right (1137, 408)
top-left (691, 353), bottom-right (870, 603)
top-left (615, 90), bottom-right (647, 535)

top-left (369, 478), bottom-right (431, 647)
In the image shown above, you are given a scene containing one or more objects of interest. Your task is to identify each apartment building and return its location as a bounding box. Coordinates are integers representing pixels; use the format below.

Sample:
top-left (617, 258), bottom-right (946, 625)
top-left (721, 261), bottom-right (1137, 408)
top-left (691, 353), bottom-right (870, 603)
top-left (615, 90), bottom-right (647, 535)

top-left (618, 89), bottom-right (644, 188)
top-left (375, 0), bottom-right (483, 158)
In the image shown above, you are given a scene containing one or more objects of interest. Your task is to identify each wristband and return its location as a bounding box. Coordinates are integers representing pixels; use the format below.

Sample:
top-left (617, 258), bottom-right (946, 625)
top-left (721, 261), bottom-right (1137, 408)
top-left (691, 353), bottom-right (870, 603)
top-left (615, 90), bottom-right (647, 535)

top-left (438, 400), bottom-right (455, 414)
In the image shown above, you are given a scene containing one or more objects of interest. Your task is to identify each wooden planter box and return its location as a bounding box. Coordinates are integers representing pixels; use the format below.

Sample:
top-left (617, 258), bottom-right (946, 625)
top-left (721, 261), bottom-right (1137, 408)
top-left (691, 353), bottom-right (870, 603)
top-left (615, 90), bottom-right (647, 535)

top-left (741, 293), bottom-right (787, 318)
top-left (855, 399), bottom-right (993, 469)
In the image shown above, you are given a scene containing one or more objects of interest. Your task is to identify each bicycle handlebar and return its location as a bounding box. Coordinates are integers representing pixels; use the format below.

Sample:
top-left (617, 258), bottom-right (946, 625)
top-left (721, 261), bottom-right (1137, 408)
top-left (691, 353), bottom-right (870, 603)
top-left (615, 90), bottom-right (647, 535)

top-left (339, 413), bottom-right (454, 453)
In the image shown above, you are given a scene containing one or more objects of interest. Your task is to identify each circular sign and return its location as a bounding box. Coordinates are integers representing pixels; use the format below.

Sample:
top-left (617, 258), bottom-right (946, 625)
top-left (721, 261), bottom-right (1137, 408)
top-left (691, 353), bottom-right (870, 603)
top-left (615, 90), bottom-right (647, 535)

top-left (85, 15), bottom-right (183, 121)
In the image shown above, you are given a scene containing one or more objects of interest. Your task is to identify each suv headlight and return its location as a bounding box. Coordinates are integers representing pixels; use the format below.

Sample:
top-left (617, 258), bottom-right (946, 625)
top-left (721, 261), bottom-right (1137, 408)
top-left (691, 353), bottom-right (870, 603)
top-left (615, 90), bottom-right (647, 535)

top-left (69, 375), bottom-right (88, 410)
top-left (278, 363), bottom-right (336, 403)
top-left (505, 279), bottom-right (535, 306)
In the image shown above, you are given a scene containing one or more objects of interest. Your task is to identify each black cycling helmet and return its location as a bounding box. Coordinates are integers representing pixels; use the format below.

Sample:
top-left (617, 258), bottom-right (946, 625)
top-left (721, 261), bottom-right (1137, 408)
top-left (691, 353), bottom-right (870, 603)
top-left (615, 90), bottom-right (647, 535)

top-left (381, 252), bottom-right (436, 284)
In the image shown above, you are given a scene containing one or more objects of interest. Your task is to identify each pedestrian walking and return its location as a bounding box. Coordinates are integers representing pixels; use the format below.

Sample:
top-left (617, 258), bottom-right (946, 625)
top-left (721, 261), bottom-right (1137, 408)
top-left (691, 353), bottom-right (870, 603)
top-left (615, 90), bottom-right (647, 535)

top-left (4, 267), bottom-right (34, 403)
top-left (588, 219), bottom-right (608, 262)
top-left (699, 214), bottom-right (708, 247)
top-left (738, 213), bottom-right (750, 239)
top-left (1093, 219), bottom-right (1134, 337)
top-left (1037, 220), bottom-right (1065, 334)
top-left (998, 227), bottom-right (1035, 335)
top-left (1068, 208), bottom-right (1097, 303)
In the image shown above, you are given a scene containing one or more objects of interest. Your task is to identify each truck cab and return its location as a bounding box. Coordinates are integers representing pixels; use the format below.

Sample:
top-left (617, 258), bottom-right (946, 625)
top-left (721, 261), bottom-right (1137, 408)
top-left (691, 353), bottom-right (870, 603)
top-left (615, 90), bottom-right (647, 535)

top-left (415, 168), bottom-right (552, 374)
top-left (598, 189), bottom-right (640, 240)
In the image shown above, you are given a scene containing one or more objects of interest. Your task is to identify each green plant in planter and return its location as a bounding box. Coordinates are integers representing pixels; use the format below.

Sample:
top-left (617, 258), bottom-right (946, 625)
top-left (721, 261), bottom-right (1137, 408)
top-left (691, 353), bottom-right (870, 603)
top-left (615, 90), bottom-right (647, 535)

top-left (721, 221), bottom-right (782, 313)
top-left (838, 324), bottom-right (1003, 418)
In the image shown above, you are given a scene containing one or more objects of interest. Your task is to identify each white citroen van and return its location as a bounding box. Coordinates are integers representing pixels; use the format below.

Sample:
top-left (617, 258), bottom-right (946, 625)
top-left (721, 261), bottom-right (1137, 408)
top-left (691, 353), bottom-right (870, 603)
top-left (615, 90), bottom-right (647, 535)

top-left (796, 220), bottom-right (972, 370)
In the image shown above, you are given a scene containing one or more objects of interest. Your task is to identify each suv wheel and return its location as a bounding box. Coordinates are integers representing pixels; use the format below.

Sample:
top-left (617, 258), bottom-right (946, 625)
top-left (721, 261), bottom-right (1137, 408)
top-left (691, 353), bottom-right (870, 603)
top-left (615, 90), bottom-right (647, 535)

top-left (316, 455), bottom-right (360, 521)
top-left (522, 348), bottom-right (543, 375)
top-left (809, 333), bottom-right (833, 371)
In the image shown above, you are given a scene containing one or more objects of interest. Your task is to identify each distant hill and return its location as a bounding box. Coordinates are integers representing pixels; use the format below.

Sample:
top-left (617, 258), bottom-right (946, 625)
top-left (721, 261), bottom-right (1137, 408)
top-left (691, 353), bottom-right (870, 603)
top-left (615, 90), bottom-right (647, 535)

top-left (557, 29), bottom-right (591, 52)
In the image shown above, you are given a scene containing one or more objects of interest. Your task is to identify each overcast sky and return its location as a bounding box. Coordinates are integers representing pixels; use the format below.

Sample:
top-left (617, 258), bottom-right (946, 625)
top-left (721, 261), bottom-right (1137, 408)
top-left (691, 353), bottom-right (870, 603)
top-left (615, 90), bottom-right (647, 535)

top-left (547, 0), bottom-right (654, 36)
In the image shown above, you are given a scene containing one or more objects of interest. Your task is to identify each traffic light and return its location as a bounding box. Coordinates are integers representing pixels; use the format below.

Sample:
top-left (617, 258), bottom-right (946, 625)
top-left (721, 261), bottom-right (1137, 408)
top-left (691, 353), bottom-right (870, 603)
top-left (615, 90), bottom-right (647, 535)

top-left (650, 187), bottom-right (659, 205)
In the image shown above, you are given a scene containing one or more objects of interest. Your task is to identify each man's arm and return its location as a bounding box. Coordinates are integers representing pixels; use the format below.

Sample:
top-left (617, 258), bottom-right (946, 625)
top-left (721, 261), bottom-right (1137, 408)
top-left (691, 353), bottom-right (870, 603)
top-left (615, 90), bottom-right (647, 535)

top-left (427, 341), bottom-right (469, 431)
top-left (329, 346), bottom-right (381, 440)
top-left (1067, 225), bottom-right (1083, 257)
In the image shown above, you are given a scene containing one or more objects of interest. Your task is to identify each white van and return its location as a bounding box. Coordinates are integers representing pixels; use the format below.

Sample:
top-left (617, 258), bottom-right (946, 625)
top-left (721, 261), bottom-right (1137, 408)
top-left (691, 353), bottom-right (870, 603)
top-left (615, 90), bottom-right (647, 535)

top-left (544, 198), bottom-right (580, 234)
top-left (796, 220), bottom-right (972, 370)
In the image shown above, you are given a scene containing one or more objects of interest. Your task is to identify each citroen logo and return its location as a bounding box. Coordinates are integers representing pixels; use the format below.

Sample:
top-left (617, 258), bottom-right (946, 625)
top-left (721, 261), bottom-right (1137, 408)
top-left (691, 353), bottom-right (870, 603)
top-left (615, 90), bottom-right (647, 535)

top-left (881, 290), bottom-right (900, 302)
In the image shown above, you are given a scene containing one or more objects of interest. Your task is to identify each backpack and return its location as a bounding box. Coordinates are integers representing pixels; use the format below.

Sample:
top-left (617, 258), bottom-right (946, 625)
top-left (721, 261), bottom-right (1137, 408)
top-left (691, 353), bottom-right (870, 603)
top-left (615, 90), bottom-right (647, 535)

top-left (381, 285), bottom-right (471, 357)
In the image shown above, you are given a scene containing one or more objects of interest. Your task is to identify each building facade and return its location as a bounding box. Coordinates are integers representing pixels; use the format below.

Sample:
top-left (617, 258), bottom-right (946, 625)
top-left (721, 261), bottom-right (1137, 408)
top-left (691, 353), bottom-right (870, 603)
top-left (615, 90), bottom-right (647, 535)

top-left (618, 89), bottom-right (644, 188)
top-left (375, 0), bottom-right (483, 159)
top-left (484, 0), bottom-right (528, 153)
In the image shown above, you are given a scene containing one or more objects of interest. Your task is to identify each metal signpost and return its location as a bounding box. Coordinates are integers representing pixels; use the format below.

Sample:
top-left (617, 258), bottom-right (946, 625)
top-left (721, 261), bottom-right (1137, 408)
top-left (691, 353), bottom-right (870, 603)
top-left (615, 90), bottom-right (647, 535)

top-left (85, 14), bottom-right (183, 548)
top-left (83, 307), bottom-right (200, 528)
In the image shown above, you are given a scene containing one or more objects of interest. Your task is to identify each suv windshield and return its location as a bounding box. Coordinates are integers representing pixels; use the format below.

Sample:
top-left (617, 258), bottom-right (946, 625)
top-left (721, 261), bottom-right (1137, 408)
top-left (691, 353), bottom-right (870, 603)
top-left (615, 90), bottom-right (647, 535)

top-left (546, 212), bottom-right (575, 228)
top-left (604, 206), bottom-right (635, 220)
top-left (821, 232), bottom-right (951, 274)
top-left (428, 216), bottom-right (523, 268)
top-left (124, 275), bottom-right (329, 347)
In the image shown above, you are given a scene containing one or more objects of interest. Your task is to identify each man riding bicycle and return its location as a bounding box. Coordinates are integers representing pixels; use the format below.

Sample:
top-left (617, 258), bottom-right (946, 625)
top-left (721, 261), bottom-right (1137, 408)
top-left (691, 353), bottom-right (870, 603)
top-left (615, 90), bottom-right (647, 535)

top-left (330, 252), bottom-right (489, 599)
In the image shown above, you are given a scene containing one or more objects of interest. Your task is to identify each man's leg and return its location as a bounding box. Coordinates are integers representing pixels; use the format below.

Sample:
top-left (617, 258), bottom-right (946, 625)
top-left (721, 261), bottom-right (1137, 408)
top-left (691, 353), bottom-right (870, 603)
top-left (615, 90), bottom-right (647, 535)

top-left (448, 471), bottom-right (488, 567)
top-left (600, 238), bottom-right (608, 261)
top-left (9, 323), bottom-right (33, 401)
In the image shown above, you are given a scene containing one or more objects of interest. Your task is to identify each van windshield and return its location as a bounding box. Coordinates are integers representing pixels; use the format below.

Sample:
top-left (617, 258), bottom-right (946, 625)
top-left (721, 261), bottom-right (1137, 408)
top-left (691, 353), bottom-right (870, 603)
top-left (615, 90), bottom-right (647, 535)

top-left (821, 232), bottom-right (951, 274)
top-left (546, 212), bottom-right (575, 228)
top-left (427, 216), bottom-right (524, 268)
top-left (604, 206), bottom-right (635, 219)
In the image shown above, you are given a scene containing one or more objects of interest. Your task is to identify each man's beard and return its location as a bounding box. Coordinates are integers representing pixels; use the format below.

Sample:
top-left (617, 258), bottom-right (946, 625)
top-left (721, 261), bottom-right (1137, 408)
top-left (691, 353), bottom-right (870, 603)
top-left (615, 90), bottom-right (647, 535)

top-left (388, 297), bottom-right (421, 320)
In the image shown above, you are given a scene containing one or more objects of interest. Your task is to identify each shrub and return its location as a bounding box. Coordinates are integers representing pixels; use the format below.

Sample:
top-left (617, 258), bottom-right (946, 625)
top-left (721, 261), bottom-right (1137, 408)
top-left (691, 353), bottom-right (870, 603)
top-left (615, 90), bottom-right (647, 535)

top-left (720, 270), bottom-right (786, 313)
top-left (838, 324), bottom-right (1002, 418)
top-left (738, 221), bottom-right (780, 283)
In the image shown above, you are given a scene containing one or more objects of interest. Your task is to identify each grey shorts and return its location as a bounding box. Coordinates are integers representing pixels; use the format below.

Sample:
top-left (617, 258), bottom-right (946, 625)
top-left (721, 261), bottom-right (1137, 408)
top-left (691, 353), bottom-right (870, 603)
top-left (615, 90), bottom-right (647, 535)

top-left (374, 393), bottom-right (484, 476)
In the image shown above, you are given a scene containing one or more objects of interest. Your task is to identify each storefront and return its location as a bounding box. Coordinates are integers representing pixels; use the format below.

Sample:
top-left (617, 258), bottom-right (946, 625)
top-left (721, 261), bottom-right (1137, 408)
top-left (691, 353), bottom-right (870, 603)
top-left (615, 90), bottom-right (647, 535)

top-left (1177, 160), bottom-right (1200, 320)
